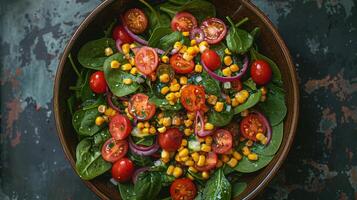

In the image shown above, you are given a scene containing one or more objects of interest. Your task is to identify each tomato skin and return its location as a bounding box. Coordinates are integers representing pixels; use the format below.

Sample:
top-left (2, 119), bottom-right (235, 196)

top-left (109, 114), bottom-right (132, 140)
top-left (89, 71), bottom-right (107, 94)
top-left (112, 25), bottom-right (134, 43)
top-left (170, 178), bottom-right (197, 200)
top-left (158, 128), bottom-right (183, 152)
top-left (195, 152), bottom-right (218, 171)
top-left (240, 113), bottom-right (267, 141)
top-left (135, 47), bottom-right (159, 75)
top-left (101, 138), bottom-right (128, 163)
top-left (128, 93), bottom-right (156, 121)
top-left (250, 60), bottom-right (272, 85)
top-left (212, 129), bottom-right (233, 154)
top-left (180, 85), bottom-right (206, 112)
top-left (200, 18), bottom-right (227, 44)
top-left (170, 54), bottom-right (195, 74)
top-left (201, 50), bottom-right (221, 70)
top-left (171, 12), bottom-right (198, 32)
top-left (123, 8), bottom-right (148, 34)
top-left (111, 158), bottom-right (134, 182)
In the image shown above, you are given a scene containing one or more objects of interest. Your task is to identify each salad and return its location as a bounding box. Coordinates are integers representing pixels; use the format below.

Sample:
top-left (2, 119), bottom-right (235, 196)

top-left (67, 0), bottom-right (287, 199)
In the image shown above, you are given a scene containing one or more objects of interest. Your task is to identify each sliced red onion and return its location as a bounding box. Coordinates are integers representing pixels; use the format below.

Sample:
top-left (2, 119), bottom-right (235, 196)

top-left (115, 39), bottom-right (123, 53)
top-left (106, 91), bottom-right (121, 113)
top-left (201, 55), bottom-right (249, 82)
top-left (170, 48), bottom-right (179, 55)
top-left (132, 167), bottom-right (150, 184)
top-left (128, 136), bottom-right (160, 156)
top-left (121, 18), bottom-right (148, 45)
top-left (195, 111), bottom-right (213, 137)
top-left (190, 28), bottom-right (205, 43)
top-left (251, 110), bottom-right (272, 145)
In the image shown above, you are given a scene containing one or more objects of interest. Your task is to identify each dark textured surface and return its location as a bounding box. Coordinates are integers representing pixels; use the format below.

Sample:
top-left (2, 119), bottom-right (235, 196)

top-left (1, 0), bottom-right (357, 199)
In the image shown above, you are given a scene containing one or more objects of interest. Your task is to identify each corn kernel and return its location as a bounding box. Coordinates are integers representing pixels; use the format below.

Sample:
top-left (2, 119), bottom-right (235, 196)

top-left (122, 44), bottom-right (130, 54)
top-left (207, 95), bottom-right (218, 105)
top-left (183, 52), bottom-right (193, 61)
top-left (158, 113), bottom-right (164, 119)
top-left (227, 158), bottom-right (238, 168)
top-left (184, 119), bottom-right (193, 127)
top-left (195, 64), bottom-right (203, 73)
top-left (162, 117), bottom-right (172, 127)
top-left (199, 45), bottom-right (207, 53)
top-left (205, 136), bottom-right (213, 145)
top-left (181, 156), bottom-right (190, 162)
top-left (191, 152), bottom-right (199, 162)
top-left (224, 48), bottom-right (232, 55)
top-left (129, 57), bottom-right (135, 66)
top-left (182, 31), bottom-right (190, 36)
top-left (130, 67), bottom-right (138, 75)
top-left (123, 78), bottom-right (132, 85)
top-left (157, 127), bottom-right (166, 133)
top-left (248, 153), bottom-right (258, 161)
top-left (137, 122), bottom-right (144, 129)
top-left (201, 144), bottom-right (211, 152)
top-left (188, 167), bottom-right (198, 174)
top-left (159, 73), bottom-right (170, 83)
top-left (142, 128), bottom-right (149, 134)
top-left (231, 98), bottom-right (239, 107)
top-left (165, 93), bottom-right (176, 101)
top-left (221, 154), bottom-right (230, 163)
top-left (230, 64), bottom-right (239, 72)
top-left (179, 76), bottom-right (188, 85)
top-left (172, 116), bottom-right (181, 126)
top-left (216, 160), bottom-right (224, 168)
top-left (170, 83), bottom-right (181, 92)
top-left (202, 171), bottom-right (210, 179)
top-left (102, 115), bottom-right (109, 122)
top-left (255, 133), bottom-right (265, 141)
top-left (233, 151), bottom-right (242, 161)
top-left (173, 167), bottom-right (183, 178)
top-left (197, 155), bottom-right (206, 167)
top-left (121, 63), bottom-right (132, 71)
top-left (198, 137), bottom-right (205, 143)
top-left (187, 47), bottom-right (196, 55)
top-left (181, 139), bottom-right (188, 147)
top-left (246, 140), bottom-right (253, 147)
top-left (185, 160), bottom-right (194, 167)
top-left (95, 116), bottom-right (105, 126)
top-left (222, 67), bottom-right (232, 77)
top-left (171, 78), bottom-right (178, 85)
top-left (174, 92), bottom-right (181, 98)
top-left (261, 137), bottom-right (268, 145)
top-left (199, 41), bottom-right (209, 47)
top-left (129, 43), bottom-right (137, 49)
top-left (169, 100), bottom-right (176, 105)
top-left (190, 39), bottom-right (197, 46)
top-left (178, 148), bottom-right (189, 157)
top-left (149, 127), bottom-right (156, 134)
top-left (97, 105), bottom-right (106, 113)
top-left (104, 47), bottom-right (113, 56)
top-left (204, 123), bottom-right (214, 131)
top-left (224, 56), bottom-right (233, 66)
top-left (175, 154), bottom-right (181, 162)
top-left (240, 90), bottom-right (249, 99)
top-left (236, 91), bottom-right (248, 104)
top-left (214, 102), bottom-right (224, 112)
top-left (187, 112), bottom-right (195, 120)
top-left (161, 55), bottom-right (169, 63)
top-left (174, 41), bottom-right (182, 49)
top-left (110, 60), bottom-right (120, 69)
top-left (167, 165), bottom-right (174, 175)
top-left (260, 87), bottom-right (268, 95)
top-left (161, 150), bottom-right (170, 159)
top-left (242, 146), bottom-right (251, 156)
top-left (161, 86), bottom-right (170, 95)
top-left (193, 45), bottom-right (200, 53)
top-left (184, 128), bottom-right (193, 136)
top-left (104, 108), bottom-right (116, 116)
top-left (144, 122), bottom-right (150, 128)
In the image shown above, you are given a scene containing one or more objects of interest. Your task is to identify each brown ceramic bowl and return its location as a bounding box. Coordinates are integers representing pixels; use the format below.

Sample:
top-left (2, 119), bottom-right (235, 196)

top-left (54, 0), bottom-right (299, 199)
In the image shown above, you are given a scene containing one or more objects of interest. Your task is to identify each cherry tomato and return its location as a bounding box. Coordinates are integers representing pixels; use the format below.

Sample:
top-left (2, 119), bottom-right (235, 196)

top-left (170, 54), bottom-right (195, 74)
top-left (111, 157), bottom-right (134, 182)
top-left (171, 12), bottom-right (197, 32)
top-left (212, 129), bottom-right (233, 154)
top-left (135, 47), bottom-right (159, 75)
top-left (170, 178), bottom-right (197, 200)
top-left (200, 18), bottom-right (227, 44)
top-left (112, 25), bottom-right (134, 43)
top-left (89, 71), bottom-right (107, 94)
top-left (128, 93), bottom-right (156, 121)
top-left (195, 152), bottom-right (218, 171)
top-left (180, 85), bottom-right (206, 112)
top-left (109, 114), bottom-right (132, 140)
top-left (201, 49), bottom-right (221, 70)
top-left (123, 8), bottom-right (148, 34)
top-left (101, 138), bottom-right (128, 163)
top-left (158, 128), bottom-right (183, 152)
top-left (240, 113), bottom-right (267, 141)
top-left (231, 80), bottom-right (243, 91)
top-left (250, 60), bottom-right (272, 85)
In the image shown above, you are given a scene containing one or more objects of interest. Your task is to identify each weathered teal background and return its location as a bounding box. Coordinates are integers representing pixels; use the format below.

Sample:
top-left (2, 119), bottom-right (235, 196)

top-left (1, 0), bottom-right (357, 199)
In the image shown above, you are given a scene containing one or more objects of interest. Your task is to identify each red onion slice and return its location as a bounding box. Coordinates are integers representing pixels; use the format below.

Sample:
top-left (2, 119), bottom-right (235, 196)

top-left (115, 39), bottom-right (123, 53)
top-left (251, 110), bottom-right (272, 145)
top-left (121, 16), bottom-right (148, 46)
top-left (132, 167), bottom-right (150, 184)
top-left (106, 91), bottom-right (121, 113)
top-left (190, 28), bottom-right (205, 43)
top-left (128, 136), bottom-right (160, 156)
top-left (195, 111), bottom-right (213, 137)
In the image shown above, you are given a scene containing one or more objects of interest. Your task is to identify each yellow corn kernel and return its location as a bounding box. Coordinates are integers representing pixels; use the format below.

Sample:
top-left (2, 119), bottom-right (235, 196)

top-left (165, 93), bottom-right (176, 101)
top-left (129, 57), bottom-right (135, 66)
top-left (174, 92), bottom-right (181, 98)
top-left (260, 87), bottom-right (268, 95)
top-left (222, 67), bottom-right (232, 77)
top-left (137, 122), bottom-right (144, 129)
top-left (104, 47), bottom-right (114, 56)
top-left (198, 41), bottom-right (209, 53)
top-left (193, 45), bottom-right (200, 53)
top-left (97, 105), bottom-right (106, 113)
top-left (158, 118), bottom-right (164, 125)
top-left (182, 31), bottom-right (190, 36)
top-left (129, 43), bottom-right (137, 49)
top-left (180, 156), bottom-right (189, 162)
top-left (158, 112), bottom-right (164, 119)
top-left (184, 119), bottom-right (193, 127)
top-left (187, 112), bottom-right (195, 120)
top-left (174, 41), bottom-right (182, 49)
top-left (104, 108), bottom-right (116, 116)
top-left (198, 137), bottom-right (205, 143)
top-left (161, 55), bottom-right (169, 63)
top-left (233, 151), bottom-right (242, 161)
top-left (207, 95), bottom-right (218, 105)
top-left (216, 160), bottom-right (224, 168)
top-left (122, 43), bottom-right (130, 54)
top-left (187, 47), bottom-right (196, 55)
top-left (142, 128), bottom-right (149, 134)
top-left (161, 86), bottom-right (170, 95)
top-left (171, 78), bottom-right (178, 85)
top-left (195, 64), bottom-right (203, 73)
top-left (261, 137), bottom-right (268, 145)
top-left (169, 100), bottom-right (176, 105)
top-left (204, 123), bottom-right (214, 131)
top-left (241, 109), bottom-right (249, 117)
top-left (149, 127), bottom-right (156, 134)
top-left (188, 166), bottom-right (198, 173)
top-left (161, 157), bottom-right (170, 163)
top-left (224, 56), bottom-right (233, 66)
top-left (175, 154), bottom-right (181, 162)
top-left (221, 154), bottom-right (230, 163)
top-left (95, 116), bottom-right (105, 126)
top-left (205, 136), bottom-right (213, 145)
top-left (178, 148), bottom-right (189, 157)
top-left (161, 150), bottom-right (170, 159)
top-left (229, 64), bottom-right (239, 72)
top-left (179, 76), bottom-right (188, 85)
top-left (184, 128), bottom-right (193, 136)
top-left (201, 144), bottom-right (211, 152)
top-left (256, 133), bottom-right (265, 141)
top-left (197, 155), bottom-right (206, 167)
top-left (248, 153), bottom-right (258, 161)
top-left (240, 90), bottom-right (249, 99)
top-left (180, 45), bottom-right (188, 54)
top-left (173, 167), bottom-right (183, 178)
top-left (190, 39), bottom-right (197, 46)
top-left (246, 140), bottom-right (253, 147)
top-left (110, 60), bottom-right (120, 69)
top-left (227, 158), bottom-right (238, 168)
top-left (181, 139), bottom-right (188, 147)
top-left (159, 73), bottom-right (170, 83)
top-left (121, 63), bottom-right (132, 71)
top-left (242, 146), bottom-right (251, 156)
top-left (162, 117), bottom-right (172, 127)
top-left (144, 122), bottom-right (150, 128)
top-left (102, 115), bottom-right (109, 122)
top-left (185, 160), bottom-right (194, 167)
top-left (183, 52), bottom-right (193, 61)
top-left (157, 126), bottom-right (166, 133)
top-left (123, 78), bottom-right (133, 85)
top-left (130, 67), bottom-right (138, 75)
top-left (191, 152), bottom-right (199, 162)
top-left (214, 102), bottom-right (224, 112)
top-left (235, 92), bottom-right (248, 104)
top-left (170, 83), bottom-right (181, 92)
top-left (202, 171), bottom-right (210, 179)
top-left (166, 165), bottom-right (175, 175)
top-left (172, 116), bottom-right (181, 126)
top-left (231, 98), bottom-right (239, 107)
top-left (224, 48), bottom-right (232, 55)
top-left (187, 173), bottom-right (195, 180)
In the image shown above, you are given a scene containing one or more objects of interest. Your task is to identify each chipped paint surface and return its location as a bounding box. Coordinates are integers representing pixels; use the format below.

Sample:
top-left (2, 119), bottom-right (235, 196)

top-left (1, 0), bottom-right (357, 199)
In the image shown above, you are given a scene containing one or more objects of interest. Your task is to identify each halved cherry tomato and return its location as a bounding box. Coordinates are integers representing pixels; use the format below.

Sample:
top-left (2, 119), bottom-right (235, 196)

top-left (171, 12), bottom-right (198, 32)
top-left (200, 18), bottom-right (227, 44)
top-left (123, 8), bottom-right (148, 34)
top-left (240, 113), bottom-right (267, 141)
top-left (89, 71), bottom-right (107, 94)
top-left (128, 93), bottom-right (156, 121)
top-left (231, 80), bottom-right (243, 91)
top-left (195, 152), bottom-right (218, 171)
top-left (101, 138), bottom-right (128, 163)
top-left (170, 178), bottom-right (197, 200)
top-left (109, 114), bottom-right (132, 140)
top-left (170, 54), bottom-right (195, 74)
top-left (111, 157), bottom-right (134, 182)
top-left (158, 128), bottom-right (183, 152)
top-left (212, 129), bottom-right (233, 154)
top-left (250, 60), bottom-right (272, 85)
top-left (112, 25), bottom-right (134, 44)
top-left (135, 47), bottom-right (159, 75)
top-left (201, 49), bottom-right (221, 70)
top-left (180, 85), bottom-right (206, 112)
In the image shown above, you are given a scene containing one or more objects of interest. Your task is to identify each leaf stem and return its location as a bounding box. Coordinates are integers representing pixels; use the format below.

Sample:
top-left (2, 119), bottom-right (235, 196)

top-left (68, 53), bottom-right (81, 78)
top-left (235, 17), bottom-right (249, 28)
top-left (139, 0), bottom-right (162, 26)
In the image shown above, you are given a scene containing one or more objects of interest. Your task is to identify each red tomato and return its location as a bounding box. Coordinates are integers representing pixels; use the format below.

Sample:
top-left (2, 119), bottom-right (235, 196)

top-left (250, 60), bottom-right (272, 85)
top-left (200, 18), bottom-right (227, 44)
top-left (158, 128), bottom-right (183, 152)
top-left (171, 12), bottom-right (197, 32)
top-left (195, 152), bottom-right (218, 171)
top-left (135, 47), bottom-right (159, 75)
top-left (128, 93), bottom-right (156, 121)
top-left (240, 113), bottom-right (267, 141)
top-left (123, 8), bottom-right (148, 34)
top-left (180, 85), bottom-right (206, 112)
top-left (89, 71), bottom-right (107, 94)
top-left (212, 129), bottom-right (233, 154)
top-left (109, 114), bottom-right (132, 140)
top-left (111, 157), bottom-right (134, 182)
top-left (170, 178), bottom-right (197, 200)
top-left (201, 49), bottom-right (221, 70)
top-left (170, 54), bottom-right (195, 74)
top-left (231, 80), bottom-right (243, 91)
top-left (112, 25), bottom-right (134, 43)
top-left (101, 138), bottom-right (128, 163)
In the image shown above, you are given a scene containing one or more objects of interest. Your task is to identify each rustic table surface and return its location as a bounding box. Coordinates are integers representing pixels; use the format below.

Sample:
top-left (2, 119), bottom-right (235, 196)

top-left (1, 0), bottom-right (357, 199)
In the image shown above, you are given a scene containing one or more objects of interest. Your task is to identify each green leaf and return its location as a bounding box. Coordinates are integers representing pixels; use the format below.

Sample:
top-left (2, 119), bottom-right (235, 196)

top-left (128, 151), bottom-right (153, 167)
top-left (252, 122), bottom-right (284, 156)
top-left (72, 107), bottom-right (102, 137)
top-left (67, 95), bottom-right (76, 115)
top-left (196, 168), bottom-right (231, 200)
top-left (234, 90), bottom-right (262, 114)
top-left (232, 182), bottom-right (247, 198)
top-left (103, 53), bottom-right (141, 97)
top-left (132, 135), bottom-right (155, 146)
top-left (75, 69), bottom-right (96, 102)
top-left (149, 96), bottom-right (183, 111)
top-left (208, 110), bottom-right (234, 127)
top-left (226, 17), bottom-right (253, 54)
top-left (78, 38), bottom-right (116, 70)
top-left (148, 27), bottom-right (173, 48)
top-left (234, 155), bottom-right (274, 173)
top-left (118, 183), bottom-right (136, 200)
top-left (250, 48), bottom-right (282, 81)
top-left (200, 71), bottom-right (221, 96)
top-left (134, 171), bottom-right (162, 200)
top-left (157, 31), bottom-right (182, 50)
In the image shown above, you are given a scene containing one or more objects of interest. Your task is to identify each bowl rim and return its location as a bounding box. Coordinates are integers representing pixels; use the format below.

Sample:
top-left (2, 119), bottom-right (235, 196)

top-left (53, 0), bottom-right (299, 199)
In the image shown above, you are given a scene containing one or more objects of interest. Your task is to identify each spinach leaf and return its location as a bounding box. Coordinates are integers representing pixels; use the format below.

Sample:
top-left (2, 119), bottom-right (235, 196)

top-left (134, 171), bottom-right (162, 200)
top-left (118, 183), bottom-right (136, 200)
top-left (234, 154), bottom-right (274, 173)
top-left (72, 106), bottom-right (102, 137)
top-left (148, 27), bottom-right (172, 48)
top-left (250, 27), bottom-right (260, 39)
top-left (132, 135), bottom-right (155, 146)
top-left (234, 90), bottom-right (262, 114)
top-left (250, 48), bottom-right (282, 82)
top-left (251, 122), bottom-right (283, 156)
top-left (232, 182), bottom-right (247, 198)
top-left (75, 69), bottom-right (96, 102)
top-left (196, 168), bottom-right (231, 200)
top-left (67, 95), bottom-right (76, 115)
top-left (157, 31), bottom-right (182, 50)
top-left (103, 53), bottom-right (141, 97)
top-left (150, 95), bottom-right (183, 110)
top-left (226, 17), bottom-right (253, 54)
top-left (128, 151), bottom-right (153, 167)
top-left (93, 129), bottom-right (110, 145)
top-left (201, 71), bottom-right (221, 96)
top-left (141, 0), bottom-right (171, 34)
top-left (168, 0), bottom-right (189, 5)
top-left (208, 110), bottom-right (234, 127)
top-left (78, 38), bottom-right (116, 70)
